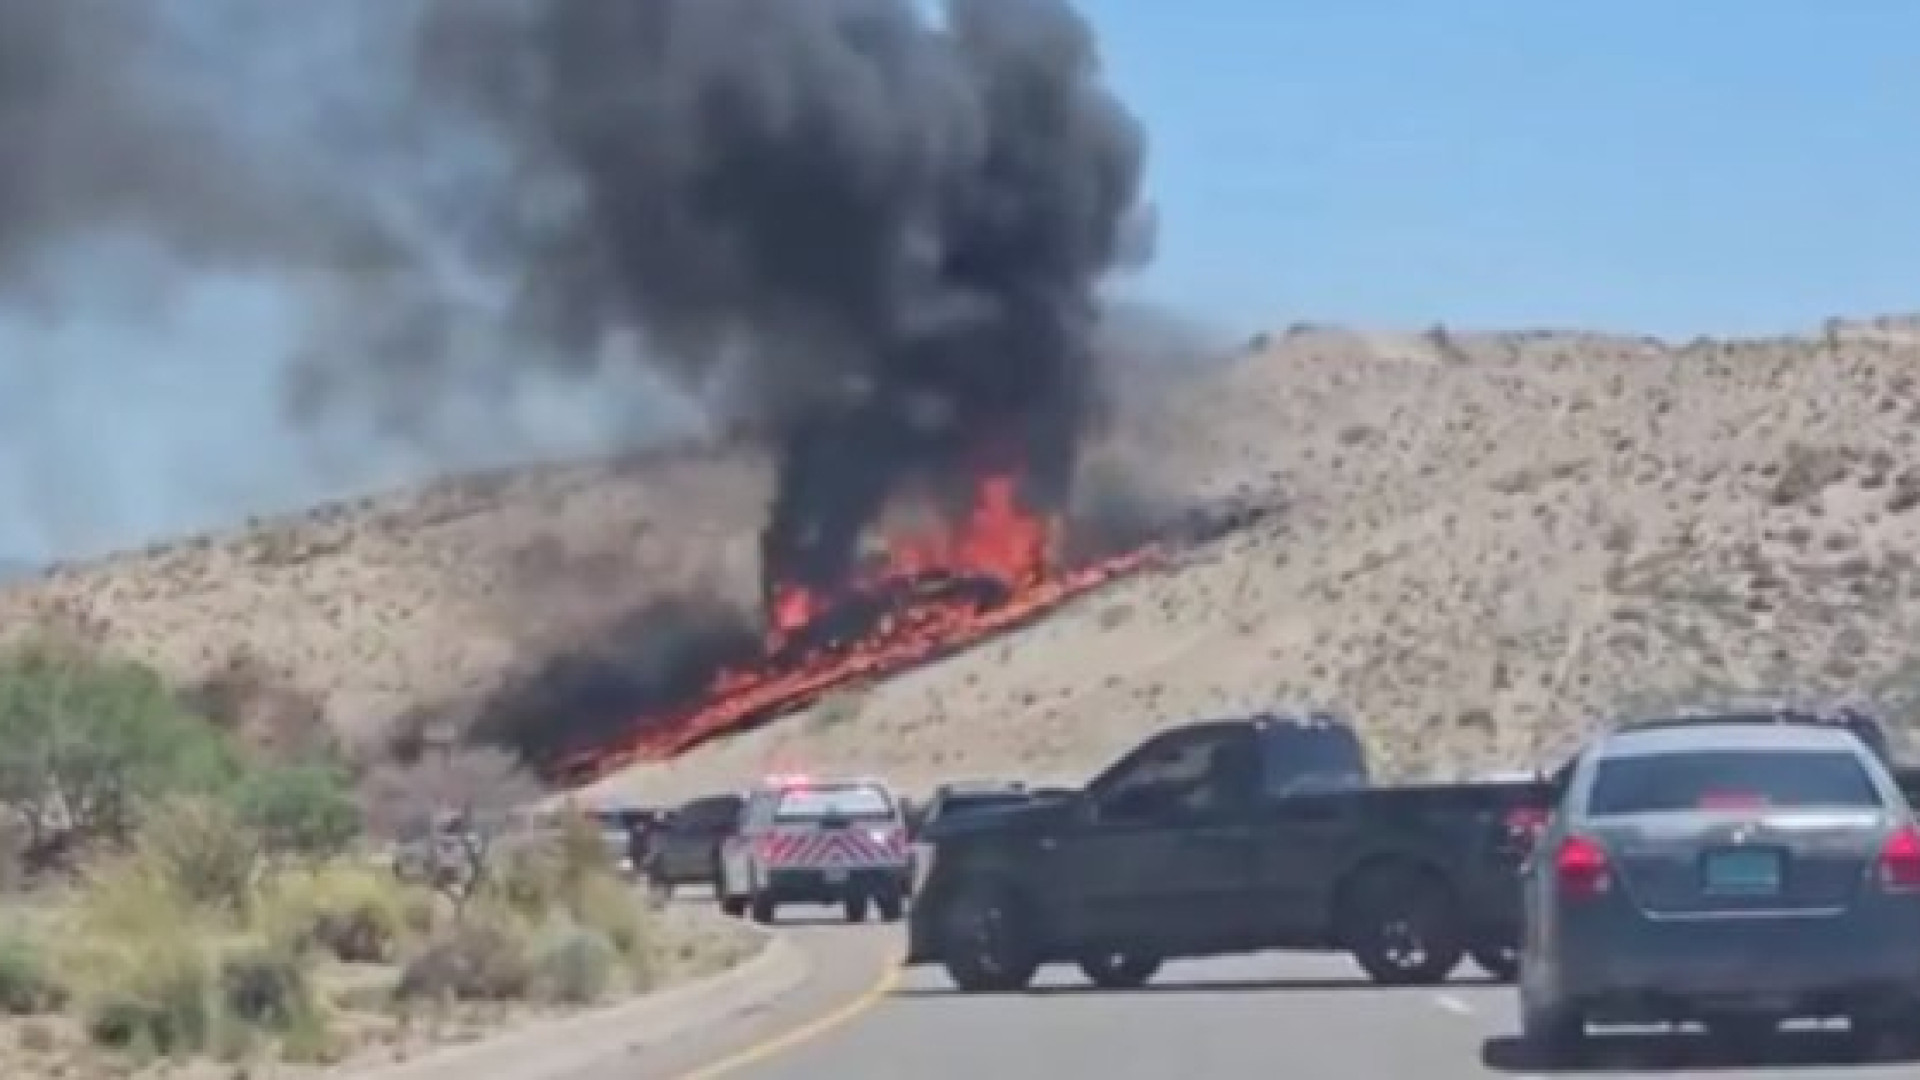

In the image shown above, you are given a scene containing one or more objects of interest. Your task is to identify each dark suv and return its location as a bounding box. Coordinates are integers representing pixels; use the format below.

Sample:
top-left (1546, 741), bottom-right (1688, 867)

top-left (643, 793), bottom-right (745, 900)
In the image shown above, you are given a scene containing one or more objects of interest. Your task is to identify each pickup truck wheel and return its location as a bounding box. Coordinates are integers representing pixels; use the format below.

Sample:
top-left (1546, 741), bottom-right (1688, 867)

top-left (1470, 942), bottom-right (1519, 982)
top-left (1078, 951), bottom-right (1161, 990)
top-left (1343, 867), bottom-right (1465, 986)
top-left (844, 895), bottom-right (871, 923)
top-left (877, 894), bottom-right (905, 923)
top-left (750, 895), bottom-right (777, 924)
top-left (1521, 1001), bottom-right (1586, 1066)
top-left (719, 894), bottom-right (747, 918)
top-left (939, 883), bottom-right (1039, 993)
top-left (647, 875), bottom-right (674, 906)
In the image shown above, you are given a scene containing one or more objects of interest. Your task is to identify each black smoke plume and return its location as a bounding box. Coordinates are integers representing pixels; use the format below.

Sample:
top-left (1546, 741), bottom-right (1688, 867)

top-left (418, 0), bottom-right (1153, 606)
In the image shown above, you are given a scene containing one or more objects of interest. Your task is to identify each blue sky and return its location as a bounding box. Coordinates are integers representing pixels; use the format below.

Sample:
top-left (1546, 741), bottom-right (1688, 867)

top-left (1084, 2), bottom-right (1920, 338)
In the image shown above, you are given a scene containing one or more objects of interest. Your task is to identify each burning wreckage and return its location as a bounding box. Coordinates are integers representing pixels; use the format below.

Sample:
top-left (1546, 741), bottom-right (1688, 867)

top-left (552, 420), bottom-right (1164, 786)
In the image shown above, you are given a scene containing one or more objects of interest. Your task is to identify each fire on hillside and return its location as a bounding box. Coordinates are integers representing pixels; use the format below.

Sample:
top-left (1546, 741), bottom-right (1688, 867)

top-left (551, 460), bottom-right (1158, 786)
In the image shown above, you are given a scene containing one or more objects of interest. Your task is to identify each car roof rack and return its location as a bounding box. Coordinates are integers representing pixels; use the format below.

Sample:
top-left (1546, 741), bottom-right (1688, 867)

top-left (1616, 708), bottom-right (1891, 750)
top-left (1619, 708), bottom-right (1878, 729)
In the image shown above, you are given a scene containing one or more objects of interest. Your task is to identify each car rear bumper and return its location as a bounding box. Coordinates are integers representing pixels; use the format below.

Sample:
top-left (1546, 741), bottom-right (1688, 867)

top-left (1549, 904), bottom-right (1920, 1017)
top-left (760, 865), bottom-right (909, 904)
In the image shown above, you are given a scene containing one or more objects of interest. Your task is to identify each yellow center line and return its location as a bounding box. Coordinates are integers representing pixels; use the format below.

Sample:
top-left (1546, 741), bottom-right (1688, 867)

top-left (669, 944), bottom-right (906, 1080)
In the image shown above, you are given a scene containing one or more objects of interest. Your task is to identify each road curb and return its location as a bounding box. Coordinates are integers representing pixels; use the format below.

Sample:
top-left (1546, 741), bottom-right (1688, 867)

top-left (334, 925), bottom-right (808, 1080)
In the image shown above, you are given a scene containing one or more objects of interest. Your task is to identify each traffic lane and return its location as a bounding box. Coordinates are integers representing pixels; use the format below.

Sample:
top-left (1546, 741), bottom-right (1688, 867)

top-left (582, 901), bottom-right (898, 1080)
top-left (723, 952), bottom-right (1499, 1080)
top-left (719, 949), bottom-right (1920, 1080)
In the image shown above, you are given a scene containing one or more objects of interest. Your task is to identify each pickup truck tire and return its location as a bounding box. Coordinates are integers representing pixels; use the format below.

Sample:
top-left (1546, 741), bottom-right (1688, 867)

top-left (1340, 864), bottom-right (1466, 986)
top-left (750, 895), bottom-right (777, 924)
top-left (877, 894), bottom-right (905, 922)
top-left (719, 894), bottom-right (747, 918)
top-left (939, 881), bottom-right (1039, 994)
top-left (1470, 943), bottom-right (1519, 982)
top-left (1521, 1001), bottom-right (1586, 1066)
top-left (844, 895), bottom-right (871, 923)
top-left (1078, 951), bottom-right (1161, 990)
top-left (647, 875), bottom-right (674, 906)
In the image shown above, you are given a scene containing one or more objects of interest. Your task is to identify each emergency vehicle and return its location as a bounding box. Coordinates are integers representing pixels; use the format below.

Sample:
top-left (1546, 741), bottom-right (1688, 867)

top-left (716, 774), bottom-right (912, 924)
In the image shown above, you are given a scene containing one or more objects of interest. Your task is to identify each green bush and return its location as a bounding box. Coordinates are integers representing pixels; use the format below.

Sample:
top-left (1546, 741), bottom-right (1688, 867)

top-left (531, 924), bottom-right (618, 1005)
top-left (570, 869), bottom-right (649, 970)
top-left (71, 850), bottom-right (194, 943)
top-left (395, 920), bottom-right (533, 1003)
top-left (83, 944), bottom-right (215, 1056)
top-left (558, 808), bottom-right (613, 887)
top-left (0, 639), bottom-right (239, 849)
top-left (219, 945), bottom-right (315, 1030)
top-left (136, 795), bottom-right (260, 916)
top-left (260, 861), bottom-right (406, 964)
top-left (233, 762), bottom-right (362, 858)
top-left (494, 843), bottom-right (565, 922)
top-left (0, 930), bottom-right (65, 1015)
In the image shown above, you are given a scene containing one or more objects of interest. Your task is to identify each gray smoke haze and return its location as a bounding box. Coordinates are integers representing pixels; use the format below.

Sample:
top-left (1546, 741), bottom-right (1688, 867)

top-left (0, 0), bottom-right (1151, 569)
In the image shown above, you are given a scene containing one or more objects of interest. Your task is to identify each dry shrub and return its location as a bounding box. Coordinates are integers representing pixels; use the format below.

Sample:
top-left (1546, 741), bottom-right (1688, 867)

top-left (395, 916), bottom-right (534, 1003)
top-left (571, 871), bottom-right (652, 981)
top-left (70, 849), bottom-right (195, 946)
top-left (82, 939), bottom-right (216, 1057)
top-left (493, 843), bottom-right (566, 922)
top-left (219, 945), bottom-right (316, 1030)
top-left (259, 860), bottom-right (408, 963)
top-left (136, 795), bottom-right (260, 917)
top-left (530, 924), bottom-right (619, 1005)
top-left (217, 943), bottom-right (347, 1062)
top-left (399, 886), bottom-right (440, 937)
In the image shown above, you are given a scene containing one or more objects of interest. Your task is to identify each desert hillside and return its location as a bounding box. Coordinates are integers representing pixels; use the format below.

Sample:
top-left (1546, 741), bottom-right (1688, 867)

top-left (11, 316), bottom-right (1920, 800)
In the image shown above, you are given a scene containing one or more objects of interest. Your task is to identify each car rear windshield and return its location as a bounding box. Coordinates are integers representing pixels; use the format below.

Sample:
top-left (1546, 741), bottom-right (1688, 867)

top-left (774, 785), bottom-right (894, 823)
top-left (1587, 749), bottom-right (1882, 815)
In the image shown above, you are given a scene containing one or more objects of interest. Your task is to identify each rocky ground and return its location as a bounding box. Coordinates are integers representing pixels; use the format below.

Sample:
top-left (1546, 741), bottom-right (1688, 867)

top-left (12, 315), bottom-right (1920, 800)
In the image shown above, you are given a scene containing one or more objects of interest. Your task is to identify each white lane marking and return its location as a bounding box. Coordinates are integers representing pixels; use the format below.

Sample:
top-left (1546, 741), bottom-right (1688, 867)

top-left (1431, 993), bottom-right (1475, 1016)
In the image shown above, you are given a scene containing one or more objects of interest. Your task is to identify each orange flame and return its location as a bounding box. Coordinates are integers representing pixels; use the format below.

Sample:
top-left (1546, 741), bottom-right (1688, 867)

top-left (555, 466), bottom-right (1157, 785)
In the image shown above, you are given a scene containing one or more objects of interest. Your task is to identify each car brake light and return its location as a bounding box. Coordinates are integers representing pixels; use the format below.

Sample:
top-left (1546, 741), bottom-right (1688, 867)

top-left (1698, 789), bottom-right (1767, 809)
top-left (1555, 835), bottom-right (1611, 899)
top-left (1878, 826), bottom-right (1920, 891)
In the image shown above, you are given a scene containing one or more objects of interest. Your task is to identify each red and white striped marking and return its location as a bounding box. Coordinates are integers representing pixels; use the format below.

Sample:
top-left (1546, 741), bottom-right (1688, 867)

top-left (757, 828), bottom-right (907, 868)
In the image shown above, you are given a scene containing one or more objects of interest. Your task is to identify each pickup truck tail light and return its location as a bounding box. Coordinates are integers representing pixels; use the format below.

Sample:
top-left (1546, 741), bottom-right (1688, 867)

top-left (1503, 806), bottom-right (1549, 846)
top-left (867, 826), bottom-right (907, 855)
top-left (1878, 826), bottom-right (1920, 891)
top-left (1555, 834), bottom-right (1611, 900)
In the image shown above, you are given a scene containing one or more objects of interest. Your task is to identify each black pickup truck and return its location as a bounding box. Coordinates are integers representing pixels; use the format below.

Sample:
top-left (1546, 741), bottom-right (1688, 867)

top-left (907, 713), bottom-right (1552, 992)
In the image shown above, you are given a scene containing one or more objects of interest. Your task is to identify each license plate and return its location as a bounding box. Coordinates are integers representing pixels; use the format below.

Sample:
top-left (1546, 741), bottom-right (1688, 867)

top-left (1702, 848), bottom-right (1782, 894)
top-left (823, 867), bottom-right (848, 884)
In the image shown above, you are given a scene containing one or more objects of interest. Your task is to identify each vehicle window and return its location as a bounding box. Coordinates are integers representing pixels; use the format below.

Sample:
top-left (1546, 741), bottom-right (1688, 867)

top-left (1586, 749), bottom-right (1882, 815)
top-left (678, 796), bottom-right (742, 832)
top-left (1094, 728), bottom-right (1253, 822)
top-left (1261, 723), bottom-right (1368, 798)
top-left (937, 793), bottom-right (1029, 817)
top-left (773, 784), bottom-right (894, 822)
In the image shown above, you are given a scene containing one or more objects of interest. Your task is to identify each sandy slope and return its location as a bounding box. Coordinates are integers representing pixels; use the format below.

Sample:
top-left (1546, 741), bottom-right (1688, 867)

top-left (11, 316), bottom-right (1920, 801)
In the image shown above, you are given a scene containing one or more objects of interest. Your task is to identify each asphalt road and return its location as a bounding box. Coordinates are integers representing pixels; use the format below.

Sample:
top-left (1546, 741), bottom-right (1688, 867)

top-left (630, 908), bottom-right (1920, 1080)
